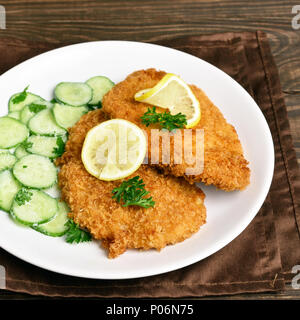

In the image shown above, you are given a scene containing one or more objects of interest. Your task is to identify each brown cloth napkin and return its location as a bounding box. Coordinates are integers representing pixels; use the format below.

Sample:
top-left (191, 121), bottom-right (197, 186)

top-left (0, 31), bottom-right (299, 298)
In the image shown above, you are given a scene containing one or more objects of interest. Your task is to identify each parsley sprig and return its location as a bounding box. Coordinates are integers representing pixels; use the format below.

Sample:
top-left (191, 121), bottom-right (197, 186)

top-left (15, 188), bottom-right (33, 206)
top-left (28, 103), bottom-right (47, 113)
top-left (21, 140), bottom-right (33, 150)
top-left (52, 137), bottom-right (65, 157)
top-left (87, 101), bottom-right (102, 111)
top-left (12, 86), bottom-right (29, 104)
top-left (64, 220), bottom-right (92, 244)
top-left (112, 176), bottom-right (155, 209)
top-left (141, 107), bottom-right (187, 131)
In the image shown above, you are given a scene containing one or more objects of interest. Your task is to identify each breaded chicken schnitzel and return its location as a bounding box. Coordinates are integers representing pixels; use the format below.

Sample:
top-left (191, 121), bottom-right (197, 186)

top-left (102, 69), bottom-right (250, 191)
top-left (57, 109), bottom-right (206, 258)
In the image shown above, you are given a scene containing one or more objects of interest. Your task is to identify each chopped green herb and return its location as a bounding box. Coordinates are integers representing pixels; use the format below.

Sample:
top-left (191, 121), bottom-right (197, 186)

top-left (28, 103), bottom-right (47, 113)
top-left (22, 165), bottom-right (27, 168)
top-left (15, 188), bottom-right (33, 206)
top-left (52, 136), bottom-right (65, 157)
top-left (50, 98), bottom-right (57, 104)
top-left (64, 220), bottom-right (92, 244)
top-left (12, 86), bottom-right (29, 104)
top-left (21, 140), bottom-right (33, 150)
top-left (141, 106), bottom-right (160, 126)
top-left (141, 106), bottom-right (187, 131)
top-left (112, 176), bottom-right (155, 209)
top-left (87, 101), bottom-right (102, 111)
top-left (95, 101), bottom-right (102, 109)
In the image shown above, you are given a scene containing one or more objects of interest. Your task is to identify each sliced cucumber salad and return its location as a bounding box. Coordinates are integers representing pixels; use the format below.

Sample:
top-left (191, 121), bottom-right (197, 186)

top-left (0, 117), bottom-right (29, 149)
top-left (13, 154), bottom-right (57, 189)
top-left (8, 111), bottom-right (21, 120)
top-left (33, 201), bottom-right (69, 236)
top-left (14, 145), bottom-right (29, 159)
top-left (52, 103), bottom-right (88, 129)
top-left (55, 82), bottom-right (92, 106)
top-left (25, 135), bottom-right (65, 159)
top-left (0, 75), bottom-right (114, 241)
top-left (29, 108), bottom-right (67, 136)
top-left (9, 88), bottom-right (45, 112)
top-left (0, 152), bottom-right (17, 171)
top-left (11, 188), bottom-right (58, 226)
top-left (86, 76), bottom-right (115, 106)
top-left (20, 100), bottom-right (52, 125)
top-left (0, 170), bottom-right (21, 212)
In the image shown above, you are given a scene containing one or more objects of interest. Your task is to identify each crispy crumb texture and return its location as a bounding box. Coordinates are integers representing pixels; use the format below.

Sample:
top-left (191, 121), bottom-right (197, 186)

top-left (57, 110), bottom-right (206, 258)
top-left (102, 69), bottom-right (250, 191)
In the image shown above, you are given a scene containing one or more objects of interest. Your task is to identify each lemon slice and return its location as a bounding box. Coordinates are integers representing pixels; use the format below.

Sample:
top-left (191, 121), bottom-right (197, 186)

top-left (81, 119), bottom-right (147, 181)
top-left (134, 73), bottom-right (201, 128)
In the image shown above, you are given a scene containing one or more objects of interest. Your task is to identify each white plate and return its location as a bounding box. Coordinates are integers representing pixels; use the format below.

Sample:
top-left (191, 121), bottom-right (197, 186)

top-left (0, 41), bottom-right (274, 279)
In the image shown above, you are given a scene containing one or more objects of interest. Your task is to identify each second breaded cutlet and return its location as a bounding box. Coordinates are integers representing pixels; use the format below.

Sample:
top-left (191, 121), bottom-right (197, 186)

top-left (57, 109), bottom-right (206, 258)
top-left (102, 69), bottom-right (250, 191)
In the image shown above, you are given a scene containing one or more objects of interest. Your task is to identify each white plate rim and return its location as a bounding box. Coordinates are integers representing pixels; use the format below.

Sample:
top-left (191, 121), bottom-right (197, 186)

top-left (0, 40), bottom-right (274, 279)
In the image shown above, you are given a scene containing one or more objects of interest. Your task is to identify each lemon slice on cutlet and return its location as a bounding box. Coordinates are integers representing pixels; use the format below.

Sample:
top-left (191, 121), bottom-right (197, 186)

top-left (134, 73), bottom-right (201, 128)
top-left (81, 119), bottom-right (147, 181)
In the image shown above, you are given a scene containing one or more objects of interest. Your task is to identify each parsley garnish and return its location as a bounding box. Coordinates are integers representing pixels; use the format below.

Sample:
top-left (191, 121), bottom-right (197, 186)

top-left (95, 101), bottom-right (102, 109)
top-left (28, 103), bottom-right (47, 113)
top-left (52, 137), bottom-right (65, 157)
top-left (12, 86), bottom-right (29, 104)
top-left (15, 188), bottom-right (33, 206)
top-left (87, 101), bottom-right (102, 111)
top-left (64, 220), bottom-right (92, 244)
top-left (141, 107), bottom-right (187, 131)
top-left (21, 140), bottom-right (33, 149)
top-left (50, 98), bottom-right (57, 104)
top-left (112, 176), bottom-right (155, 208)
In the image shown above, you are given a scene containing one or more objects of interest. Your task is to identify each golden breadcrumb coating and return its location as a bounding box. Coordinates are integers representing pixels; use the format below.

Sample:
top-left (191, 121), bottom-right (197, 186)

top-left (57, 109), bottom-right (206, 258)
top-left (102, 69), bottom-right (250, 191)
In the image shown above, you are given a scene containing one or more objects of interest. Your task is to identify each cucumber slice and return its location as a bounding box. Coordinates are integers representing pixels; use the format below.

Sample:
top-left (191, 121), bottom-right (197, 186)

top-left (86, 76), bottom-right (115, 105)
top-left (0, 117), bottom-right (29, 149)
top-left (33, 201), bottom-right (69, 236)
top-left (11, 188), bottom-right (58, 226)
top-left (9, 91), bottom-right (45, 112)
top-left (0, 152), bottom-right (17, 171)
top-left (52, 103), bottom-right (88, 129)
top-left (0, 170), bottom-right (21, 212)
top-left (20, 101), bottom-right (52, 125)
top-left (44, 183), bottom-right (60, 198)
top-left (25, 135), bottom-right (64, 159)
top-left (13, 154), bottom-right (57, 189)
top-left (28, 109), bottom-right (66, 136)
top-left (14, 145), bottom-right (29, 159)
top-left (7, 111), bottom-right (20, 120)
top-left (54, 82), bottom-right (92, 107)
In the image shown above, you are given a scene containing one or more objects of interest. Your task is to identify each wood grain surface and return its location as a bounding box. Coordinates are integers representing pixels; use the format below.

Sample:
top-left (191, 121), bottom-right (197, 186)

top-left (0, 0), bottom-right (299, 300)
top-left (0, 0), bottom-right (299, 162)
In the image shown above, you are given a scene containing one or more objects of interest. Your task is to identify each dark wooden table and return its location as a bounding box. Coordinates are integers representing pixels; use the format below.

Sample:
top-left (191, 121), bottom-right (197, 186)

top-left (0, 0), bottom-right (299, 300)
